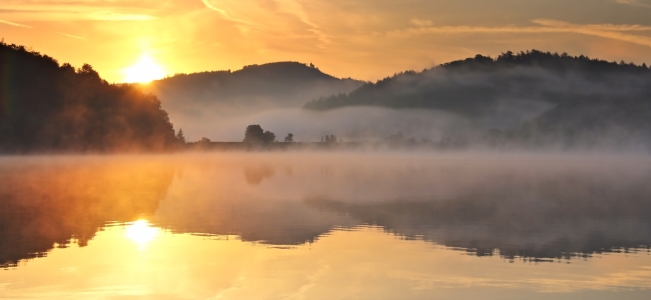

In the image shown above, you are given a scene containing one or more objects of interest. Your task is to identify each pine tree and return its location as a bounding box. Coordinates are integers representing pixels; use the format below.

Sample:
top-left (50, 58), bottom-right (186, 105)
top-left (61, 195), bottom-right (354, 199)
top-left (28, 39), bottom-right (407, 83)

top-left (176, 129), bottom-right (187, 144)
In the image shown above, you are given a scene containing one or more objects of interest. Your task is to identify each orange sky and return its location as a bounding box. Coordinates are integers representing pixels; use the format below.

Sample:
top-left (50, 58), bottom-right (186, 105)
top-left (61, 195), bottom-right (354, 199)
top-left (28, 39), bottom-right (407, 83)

top-left (2, 0), bottom-right (651, 83)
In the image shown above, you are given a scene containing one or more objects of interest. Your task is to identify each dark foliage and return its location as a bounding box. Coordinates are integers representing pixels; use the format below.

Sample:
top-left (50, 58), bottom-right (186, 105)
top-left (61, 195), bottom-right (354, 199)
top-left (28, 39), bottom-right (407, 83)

top-left (262, 131), bottom-right (276, 143)
top-left (0, 42), bottom-right (179, 152)
top-left (243, 124), bottom-right (277, 144)
top-left (322, 134), bottom-right (337, 144)
top-left (243, 124), bottom-right (264, 143)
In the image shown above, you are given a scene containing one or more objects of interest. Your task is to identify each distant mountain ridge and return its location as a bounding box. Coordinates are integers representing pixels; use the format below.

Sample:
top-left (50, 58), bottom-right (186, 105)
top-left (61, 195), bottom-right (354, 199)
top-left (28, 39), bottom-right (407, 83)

top-left (144, 61), bottom-right (362, 111)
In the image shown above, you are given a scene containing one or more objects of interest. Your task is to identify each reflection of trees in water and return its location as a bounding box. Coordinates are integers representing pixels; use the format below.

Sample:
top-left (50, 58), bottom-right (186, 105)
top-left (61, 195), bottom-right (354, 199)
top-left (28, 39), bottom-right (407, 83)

top-left (243, 165), bottom-right (275, 185)
top-left (0, 158), bottom-right (176, 268)
top-left (304, 171), bottom-right (651, 261)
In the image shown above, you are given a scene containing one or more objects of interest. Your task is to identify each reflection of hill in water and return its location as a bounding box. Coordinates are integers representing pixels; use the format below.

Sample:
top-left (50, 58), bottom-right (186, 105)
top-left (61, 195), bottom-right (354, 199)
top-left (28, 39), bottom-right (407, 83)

top-left (304, 168), bottom-right (651, 261)
top-left (156, 198), bottom-right (351, 246)
top-left (151, 155), bottom-right (651, 262)
top-left (151, 164), bottom-right (354, 246)
top-left (0, 157), bottom-right (177, 268)
top-left (3, 154), bottom-right (651, 267)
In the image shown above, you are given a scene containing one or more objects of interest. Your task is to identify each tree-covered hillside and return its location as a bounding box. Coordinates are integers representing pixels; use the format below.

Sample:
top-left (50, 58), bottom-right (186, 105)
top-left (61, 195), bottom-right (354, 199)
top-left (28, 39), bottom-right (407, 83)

top-left (304, 50), bottom-right (651, 148)
top-left (305, 50), bottom-right (651, 113)
top-left (0, 42), bottom-right (180, 152)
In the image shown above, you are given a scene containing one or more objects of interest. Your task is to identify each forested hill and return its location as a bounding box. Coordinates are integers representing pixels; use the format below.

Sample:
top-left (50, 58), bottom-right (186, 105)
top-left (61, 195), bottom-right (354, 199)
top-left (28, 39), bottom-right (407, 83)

top-left (304, 50), bottom-right (651, 113)
top-left (0, 42), bottom-right (180, 153)
top-left (304, 50), bottom-right (651, 149)
top-left (142, 62), bottom-right (363, 115)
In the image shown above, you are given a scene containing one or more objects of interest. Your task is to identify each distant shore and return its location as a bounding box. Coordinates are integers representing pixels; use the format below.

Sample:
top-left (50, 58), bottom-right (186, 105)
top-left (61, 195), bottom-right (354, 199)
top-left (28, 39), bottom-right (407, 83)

top-left (185, 141), bottom-right (439, 151)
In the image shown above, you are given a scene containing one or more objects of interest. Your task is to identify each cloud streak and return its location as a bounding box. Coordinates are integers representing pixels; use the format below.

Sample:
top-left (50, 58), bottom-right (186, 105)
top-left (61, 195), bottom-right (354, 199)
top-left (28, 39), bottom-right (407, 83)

top-left (616, 0), bottom-right (651, 8)
top-left (0, 2), bottom-right (159, 21)
top-left (387, 19), bottom-right (651, 48)
top-left (57, 32), bottom-right (84, 39)
top-left (200, 0), bottom-right (257, 27)
top-left (0, 18), bottom-right (31, 28)
top-left (202, 0), bottom-right (330, 48)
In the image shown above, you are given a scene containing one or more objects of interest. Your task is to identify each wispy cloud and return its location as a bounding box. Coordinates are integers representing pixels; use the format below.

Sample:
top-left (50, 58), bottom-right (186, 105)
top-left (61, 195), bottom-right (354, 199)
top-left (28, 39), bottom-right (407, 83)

top-left (200, 0), bottom-right (258, 27)
top-left (533, 19), bottom-right (651, 47)
top-left (201, 0), bottom-right (330, 48)
top-left (410, 19), bottom-right (433, 27)
top-left (0, 1), bottom-right (160, 21)
top-left (275, 0), bottom-right (319, 29)
top-left (0, 18), bottom-right (31, 28)
top-left (388, 19), bottom-right (651, 48)
top-left (616, 0), bottom-right (651, 8)
top-left (57, 32), bottom-right (84, 39)
top-left (532, 19), bottom-right (651, 31)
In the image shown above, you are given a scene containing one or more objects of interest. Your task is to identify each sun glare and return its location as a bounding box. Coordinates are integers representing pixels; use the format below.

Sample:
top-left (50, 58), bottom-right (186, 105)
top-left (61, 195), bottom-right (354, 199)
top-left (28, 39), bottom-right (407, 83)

top-left (125, 220), bottom-right (160, 249)
top-left (123, 55), bottom-right (166, 83)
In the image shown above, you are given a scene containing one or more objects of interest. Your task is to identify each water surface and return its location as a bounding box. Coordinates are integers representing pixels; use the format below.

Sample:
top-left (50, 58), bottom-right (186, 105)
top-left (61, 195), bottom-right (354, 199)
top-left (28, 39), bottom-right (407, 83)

top-left (1, 153), bottom-right (650, 299)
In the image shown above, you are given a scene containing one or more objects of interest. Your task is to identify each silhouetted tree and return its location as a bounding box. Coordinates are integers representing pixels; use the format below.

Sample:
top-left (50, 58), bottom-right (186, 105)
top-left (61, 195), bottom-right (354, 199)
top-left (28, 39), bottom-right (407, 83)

top-left (324, 134), bottom-right (337, 144)
top-left (244, 125), bottom-right (276, 144)
top-left (200, 137), bottom-right (211, 143)
top-left (176, 129), bottom-right (187, 144)
top-left (263, 131), bottom-right (276, 143)
top-left (386, 132), bottom-right (404, 142)
top-left (244, 125), bottom-right (264, 143)
top-left (284, 133), bottom-right (294, 142)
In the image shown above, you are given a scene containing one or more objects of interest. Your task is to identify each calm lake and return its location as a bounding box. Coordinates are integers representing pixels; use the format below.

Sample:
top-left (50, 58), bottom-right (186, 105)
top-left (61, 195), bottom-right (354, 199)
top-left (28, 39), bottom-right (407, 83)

top-left (1, 153), bottom-right (650, 299)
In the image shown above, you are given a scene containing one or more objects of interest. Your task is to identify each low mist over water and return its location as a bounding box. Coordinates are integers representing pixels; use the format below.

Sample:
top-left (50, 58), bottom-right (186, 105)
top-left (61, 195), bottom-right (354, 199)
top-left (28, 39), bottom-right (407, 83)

top-left (1, 152), bottom-right (650, 299)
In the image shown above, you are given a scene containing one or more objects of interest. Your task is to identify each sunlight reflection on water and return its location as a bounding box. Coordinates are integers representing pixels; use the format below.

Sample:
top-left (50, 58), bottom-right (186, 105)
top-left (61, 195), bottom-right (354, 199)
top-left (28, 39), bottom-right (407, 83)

top-left (124, 220), bottom-right (160, 249)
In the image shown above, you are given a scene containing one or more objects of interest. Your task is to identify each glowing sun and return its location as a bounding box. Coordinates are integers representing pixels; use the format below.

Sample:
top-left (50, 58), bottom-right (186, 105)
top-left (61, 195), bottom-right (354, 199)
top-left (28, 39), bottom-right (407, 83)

top-left (123, 55), bottom-right (166, 83)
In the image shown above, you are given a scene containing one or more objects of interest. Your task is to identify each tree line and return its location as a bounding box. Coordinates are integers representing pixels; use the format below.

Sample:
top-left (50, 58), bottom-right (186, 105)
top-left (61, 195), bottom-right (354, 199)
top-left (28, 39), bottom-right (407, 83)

top-left (0, 41), bottom-right (183, 152)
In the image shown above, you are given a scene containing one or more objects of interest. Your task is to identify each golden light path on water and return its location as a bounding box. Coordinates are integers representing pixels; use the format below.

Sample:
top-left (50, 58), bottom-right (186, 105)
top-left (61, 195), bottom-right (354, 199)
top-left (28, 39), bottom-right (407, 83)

top-left (1, 221), bottom-right (650, 299)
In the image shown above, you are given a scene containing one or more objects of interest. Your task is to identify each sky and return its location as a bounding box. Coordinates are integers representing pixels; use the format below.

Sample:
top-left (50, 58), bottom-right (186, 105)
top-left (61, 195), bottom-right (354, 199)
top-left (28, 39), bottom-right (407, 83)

top-left (2, 0), bottom-right (651, 83)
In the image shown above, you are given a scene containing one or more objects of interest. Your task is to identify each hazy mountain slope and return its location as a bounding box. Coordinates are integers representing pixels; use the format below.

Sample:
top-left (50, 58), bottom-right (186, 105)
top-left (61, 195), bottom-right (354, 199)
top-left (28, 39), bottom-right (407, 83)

top-left (0, 42), bottom-right (179, 153)
top-left (144, 63), bottom-right (362, 112)
top-left (517, 97), bottom-right (651, 149)
top-left (141, 62), bottom-right (363, 140)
